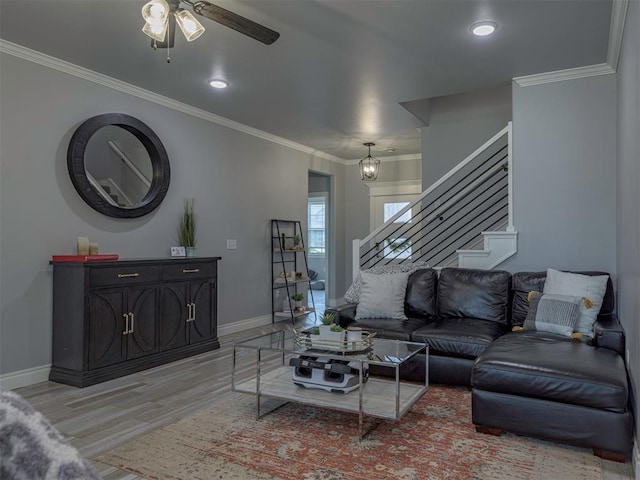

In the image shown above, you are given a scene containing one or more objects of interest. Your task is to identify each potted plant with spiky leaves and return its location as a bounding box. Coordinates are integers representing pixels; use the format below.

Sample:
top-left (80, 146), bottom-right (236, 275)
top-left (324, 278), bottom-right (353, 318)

top-left (178, 198), bottom-right (197, 257)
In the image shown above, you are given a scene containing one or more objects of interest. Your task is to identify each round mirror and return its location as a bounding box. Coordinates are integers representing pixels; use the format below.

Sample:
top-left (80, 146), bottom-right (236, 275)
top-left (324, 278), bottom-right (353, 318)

top-left (67, 113), bottom-right (170, 218)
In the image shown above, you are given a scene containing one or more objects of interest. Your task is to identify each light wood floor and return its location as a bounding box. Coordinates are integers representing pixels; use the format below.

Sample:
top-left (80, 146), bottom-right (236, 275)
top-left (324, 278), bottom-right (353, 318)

top-left (14, 315), bottom-right (635, 480)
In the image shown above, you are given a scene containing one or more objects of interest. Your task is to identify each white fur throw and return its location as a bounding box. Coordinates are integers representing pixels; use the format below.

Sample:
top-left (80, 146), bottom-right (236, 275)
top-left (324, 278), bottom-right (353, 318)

top-left (0, 388), bottom-right (101, 480)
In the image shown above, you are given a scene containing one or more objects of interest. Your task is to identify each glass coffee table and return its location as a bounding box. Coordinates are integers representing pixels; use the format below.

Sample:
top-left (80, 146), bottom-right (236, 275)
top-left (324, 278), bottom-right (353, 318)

top-left (232, 329), bottom-right (428, 438)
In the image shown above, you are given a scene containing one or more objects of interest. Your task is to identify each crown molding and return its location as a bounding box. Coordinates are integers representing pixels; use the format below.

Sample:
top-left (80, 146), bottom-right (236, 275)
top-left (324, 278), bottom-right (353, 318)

top-left (345, 153), bottom-right (422, 166)
top-left (513, 0), bottom-right (628, 87)
top-left (607, 0), bottom-right (629, 71)
top-left (513, 63), bottom-right (615, 87)
top-left (0, 40), bottom-right (346, 165)
top-left (366, 179), bottom-right (422, 196)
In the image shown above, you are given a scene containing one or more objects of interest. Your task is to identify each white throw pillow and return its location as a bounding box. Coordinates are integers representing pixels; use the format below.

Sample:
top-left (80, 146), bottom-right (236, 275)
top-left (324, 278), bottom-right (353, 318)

top-left (542, 268), bottom-right (608, 338)
top-left (344, 262), bottom-right (429, 303)
top-left (355, 271), bottom-right (410, 320)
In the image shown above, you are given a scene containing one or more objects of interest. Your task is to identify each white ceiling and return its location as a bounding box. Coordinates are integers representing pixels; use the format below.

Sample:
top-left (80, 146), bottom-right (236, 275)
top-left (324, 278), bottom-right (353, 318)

top-left (0, 0), bottom-right (613, 160)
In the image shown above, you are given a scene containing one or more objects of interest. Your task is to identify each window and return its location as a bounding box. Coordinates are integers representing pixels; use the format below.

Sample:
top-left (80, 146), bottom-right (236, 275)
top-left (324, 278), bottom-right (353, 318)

top-left (308, 196), bottom-right (326, 256)
top-left (384, 238), bottom-right (412, 259)
top-left (383, 202), bottom-right (412, 258)
top-left (384, 202), bottom-right (412, 223)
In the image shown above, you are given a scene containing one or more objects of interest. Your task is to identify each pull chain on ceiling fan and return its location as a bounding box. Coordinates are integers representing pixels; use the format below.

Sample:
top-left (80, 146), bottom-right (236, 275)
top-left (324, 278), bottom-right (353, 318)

top-left (142, 0), bottom-right (280, 59)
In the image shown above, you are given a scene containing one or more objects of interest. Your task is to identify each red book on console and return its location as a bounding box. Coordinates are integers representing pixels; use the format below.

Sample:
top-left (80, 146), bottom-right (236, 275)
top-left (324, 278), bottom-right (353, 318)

top-left (51, 254), bottom-right (119, 262)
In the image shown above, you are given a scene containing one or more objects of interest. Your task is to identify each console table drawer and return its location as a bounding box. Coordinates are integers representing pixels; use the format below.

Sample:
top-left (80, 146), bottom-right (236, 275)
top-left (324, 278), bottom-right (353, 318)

top-left (90, 265), bottom-right (162, 287)
top-left (163, 262), bottom-right (216, 281)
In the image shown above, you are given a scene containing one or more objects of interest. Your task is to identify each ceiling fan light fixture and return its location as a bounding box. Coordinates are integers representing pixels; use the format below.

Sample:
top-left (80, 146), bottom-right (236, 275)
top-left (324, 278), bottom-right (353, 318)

top-left (175, 9), bottom-right (205, 42)
top-left (209, 79), bottom-right (229, 89)
top-left (471, 21), bottom-right (497, 36)
top-left (142, 20), bottom-right (169, 42)
top-left (142, 0), bottom-right (170, 26)
top-left (359, 142), bottom-right (380, 182)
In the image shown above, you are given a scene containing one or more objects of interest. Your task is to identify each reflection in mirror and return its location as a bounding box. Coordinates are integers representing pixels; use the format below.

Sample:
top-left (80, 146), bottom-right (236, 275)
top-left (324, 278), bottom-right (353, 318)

top-left (67, 113), bottom-right (171, 218)
top-left (85, 126), bottom-right (153, 208)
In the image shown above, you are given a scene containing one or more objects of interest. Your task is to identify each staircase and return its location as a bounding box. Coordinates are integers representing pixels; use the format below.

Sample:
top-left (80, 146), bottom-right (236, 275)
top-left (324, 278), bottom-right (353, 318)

top-left (98, 178), bottom-right (133, 207)
top-left (352, 122), bottom-right (517, 278)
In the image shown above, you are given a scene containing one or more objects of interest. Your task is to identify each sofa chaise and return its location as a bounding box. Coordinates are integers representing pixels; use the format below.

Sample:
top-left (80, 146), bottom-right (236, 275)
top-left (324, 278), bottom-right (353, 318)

top-left (325, 267), bottom-right (633, 459)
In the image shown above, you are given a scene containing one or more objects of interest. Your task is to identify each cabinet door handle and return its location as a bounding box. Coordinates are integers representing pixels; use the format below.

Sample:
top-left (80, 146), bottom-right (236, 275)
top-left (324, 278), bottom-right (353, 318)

top-left (117, 273), bottom-right (140, 278)
top-left (123, 314), bottom-right (129, 335)
top-left (186, 303), bottom-right (192, 322)
top-left (182, 268), bottom-right (200, 273)
top-left (191, 302), bottom-right (196, 321)
top-left (128, 313), bottom-right (135, 334)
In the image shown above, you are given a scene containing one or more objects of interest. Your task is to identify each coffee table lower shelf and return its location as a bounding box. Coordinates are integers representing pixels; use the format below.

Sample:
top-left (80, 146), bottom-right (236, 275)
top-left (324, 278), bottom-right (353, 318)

top-left (234, 365), bottom-right (428, 422)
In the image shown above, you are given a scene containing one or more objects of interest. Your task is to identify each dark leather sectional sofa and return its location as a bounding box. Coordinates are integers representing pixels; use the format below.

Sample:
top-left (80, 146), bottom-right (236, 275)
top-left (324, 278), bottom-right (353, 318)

top-left (326, 267), bottom-right (633, 460)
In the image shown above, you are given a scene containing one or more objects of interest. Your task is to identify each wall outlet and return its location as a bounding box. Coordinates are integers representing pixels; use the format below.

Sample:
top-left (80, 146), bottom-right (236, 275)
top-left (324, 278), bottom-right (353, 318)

top-left (226, 239), bottom-right (237, 250)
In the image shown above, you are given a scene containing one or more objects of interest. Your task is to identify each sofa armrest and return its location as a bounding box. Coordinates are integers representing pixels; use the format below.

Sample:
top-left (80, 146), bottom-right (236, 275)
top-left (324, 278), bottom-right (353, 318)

top-left (324, 304), bottom-right (357, 328)
top-left (593, 314), bottom-right (625, 357)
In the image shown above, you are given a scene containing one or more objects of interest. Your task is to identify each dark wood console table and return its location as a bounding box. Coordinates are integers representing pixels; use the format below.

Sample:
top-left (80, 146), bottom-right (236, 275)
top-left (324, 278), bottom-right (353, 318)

top-left (50, 257), bottom-right (221, 387)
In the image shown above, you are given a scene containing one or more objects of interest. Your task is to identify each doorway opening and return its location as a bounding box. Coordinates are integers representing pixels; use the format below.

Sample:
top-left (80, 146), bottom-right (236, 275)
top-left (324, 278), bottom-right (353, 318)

top-left (308, 171), bottom-right (331, 312)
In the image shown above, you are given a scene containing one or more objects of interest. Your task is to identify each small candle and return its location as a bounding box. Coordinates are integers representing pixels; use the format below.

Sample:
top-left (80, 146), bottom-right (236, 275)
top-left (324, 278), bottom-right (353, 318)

top-left (89, 243), bottom-right (99, 255)
top-left (77, 237), bottom-right (90, 255)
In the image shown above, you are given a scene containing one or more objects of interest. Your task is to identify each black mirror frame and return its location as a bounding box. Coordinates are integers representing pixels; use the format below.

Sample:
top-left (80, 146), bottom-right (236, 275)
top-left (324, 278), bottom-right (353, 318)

top-left (67, 113), bottom-right (171, 218)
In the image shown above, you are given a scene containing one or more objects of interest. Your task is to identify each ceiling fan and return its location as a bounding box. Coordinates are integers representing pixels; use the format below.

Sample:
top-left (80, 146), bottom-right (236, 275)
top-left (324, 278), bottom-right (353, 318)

top-left (141, 0), bottom-right (280, 50)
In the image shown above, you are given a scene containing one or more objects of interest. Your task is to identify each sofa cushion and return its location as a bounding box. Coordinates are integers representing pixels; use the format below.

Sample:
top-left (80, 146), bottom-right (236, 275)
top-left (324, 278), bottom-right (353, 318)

top-left (411, 317), bottom-right (509, 359)
top-left (355, 271), bottom-right (410, 320)
top-left (405, 268), bottom-right (437, 318)
top-left (342, 317), bottom-right (430, 341)
top-left (512, 271), bottom-right (615, 327)
top-left (472, 332), bottom-right (629, 412)
top-left (437, 268), bottom-right (511, 324)
top-left (543, 268), bottom-right (609, 338)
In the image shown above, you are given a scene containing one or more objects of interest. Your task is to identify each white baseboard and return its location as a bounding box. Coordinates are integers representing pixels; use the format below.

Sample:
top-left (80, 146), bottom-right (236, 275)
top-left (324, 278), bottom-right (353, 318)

top-left (218, 314), bottom-right (272, 337)
top-left (0, 316), bottom-right (272, 390)
top-left (0, 364), bottom-right (51, 390)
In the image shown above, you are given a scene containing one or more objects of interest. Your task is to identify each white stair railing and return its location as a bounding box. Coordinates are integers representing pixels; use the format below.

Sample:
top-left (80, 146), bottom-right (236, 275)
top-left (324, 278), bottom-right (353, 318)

top-left (352, 122), bottom-right (513, 280)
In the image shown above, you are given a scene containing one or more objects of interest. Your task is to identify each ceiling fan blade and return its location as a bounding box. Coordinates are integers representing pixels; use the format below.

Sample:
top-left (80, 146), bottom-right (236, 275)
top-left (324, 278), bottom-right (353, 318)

top-left (192, 1), bottom-right (280, 45)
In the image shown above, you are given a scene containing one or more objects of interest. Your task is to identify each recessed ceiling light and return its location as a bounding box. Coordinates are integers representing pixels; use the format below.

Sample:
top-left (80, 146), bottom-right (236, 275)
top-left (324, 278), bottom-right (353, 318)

top-left (209, 79), bottom-right (229, 89)
top-left (471, 22), bottom-right (497, 36)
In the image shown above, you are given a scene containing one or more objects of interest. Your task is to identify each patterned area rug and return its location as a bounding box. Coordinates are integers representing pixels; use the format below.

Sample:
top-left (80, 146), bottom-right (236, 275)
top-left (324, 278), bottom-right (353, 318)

top-left (95, 385), bottom-right (602, 480)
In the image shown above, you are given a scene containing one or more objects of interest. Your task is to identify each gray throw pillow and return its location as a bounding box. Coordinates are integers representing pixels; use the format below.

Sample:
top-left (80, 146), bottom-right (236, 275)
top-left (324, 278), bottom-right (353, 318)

top-left (542, 268), bottom-right (608, 338)
top-left (345, 262), bottom-right (429, 303)
top-left (355, 271), bottom-right (410, 320)
top-left (524, 292), bottom-right (582, 337)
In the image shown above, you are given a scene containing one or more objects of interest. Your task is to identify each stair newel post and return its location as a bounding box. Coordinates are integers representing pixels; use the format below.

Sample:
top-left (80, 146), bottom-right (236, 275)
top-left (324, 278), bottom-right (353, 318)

top-left (352, 239), bottom-right (361, 282)
top-left (507, 121), bottom-right (515, 232)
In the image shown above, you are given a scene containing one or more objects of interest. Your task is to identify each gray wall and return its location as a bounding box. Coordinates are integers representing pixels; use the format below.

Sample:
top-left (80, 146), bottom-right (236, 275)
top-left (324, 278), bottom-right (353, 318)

top-left (0, 52), bottom-right (345, 376)
top-left (615, 0), bottom-right (640, 444)
top-left (500, 74), bottom-right (617, 273)
top-left (421, 85), bottom-right (512, 188)
top-left (344, 158), bottom-right (422, 289)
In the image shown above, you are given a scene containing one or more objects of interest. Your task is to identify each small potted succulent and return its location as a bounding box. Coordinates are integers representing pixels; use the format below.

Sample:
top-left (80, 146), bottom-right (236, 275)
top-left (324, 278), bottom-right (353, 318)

top-left (314, 312), bottom-right (345, 346)
top-left (318, 311), bottom-right (335, 334)
top-left (291, 292), bottom-right (304, 310)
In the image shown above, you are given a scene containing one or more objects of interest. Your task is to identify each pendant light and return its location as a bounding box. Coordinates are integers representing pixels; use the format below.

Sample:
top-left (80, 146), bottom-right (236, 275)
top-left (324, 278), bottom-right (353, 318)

top-left (359, 142), bottom-right (380, 182)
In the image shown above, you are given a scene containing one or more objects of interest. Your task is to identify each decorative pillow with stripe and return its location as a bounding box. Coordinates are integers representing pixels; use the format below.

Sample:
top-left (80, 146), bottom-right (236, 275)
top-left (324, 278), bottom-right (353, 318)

top-left (523, 291), bottom-right (585, 337)
top-left (542, 268), bottom-right (608, 339)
